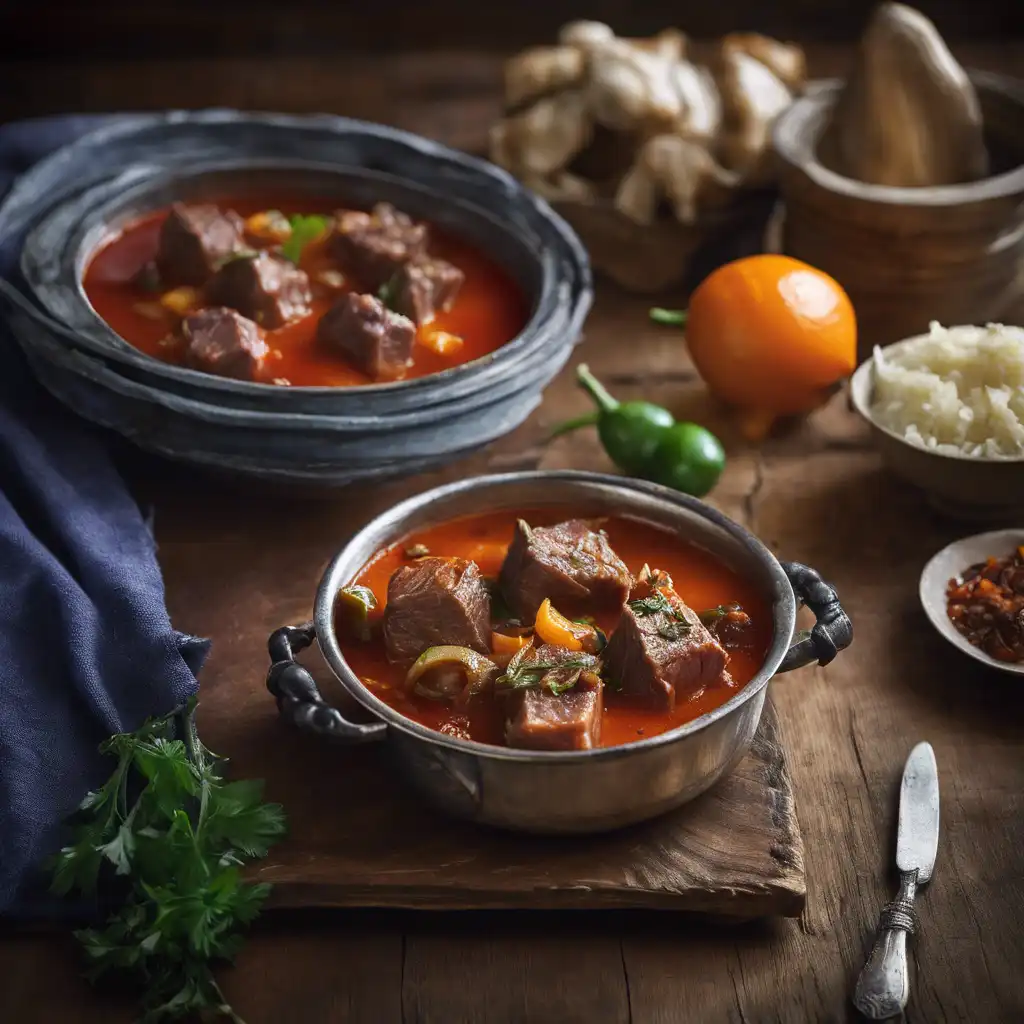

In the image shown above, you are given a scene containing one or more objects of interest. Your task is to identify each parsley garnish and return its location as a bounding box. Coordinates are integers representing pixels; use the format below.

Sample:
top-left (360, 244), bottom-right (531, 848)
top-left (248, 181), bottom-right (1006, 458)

top-left (50, 697), bottom-right (286, 1023)
top-left (629, 591), bottom-right (676, 617)
top-left (657, 621), bottom-right (691, 641)
top-left (495, 650), bottom-right (599, 695)
top-left (630, 588), bottom-right (691, 640)
top-left (281, 214), bottom-right (328, 264)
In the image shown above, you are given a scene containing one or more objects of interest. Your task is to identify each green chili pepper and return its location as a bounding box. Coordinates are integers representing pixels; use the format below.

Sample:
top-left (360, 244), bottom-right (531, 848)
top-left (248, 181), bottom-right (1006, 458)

top-left (551, 364), bottom-right (726, 498)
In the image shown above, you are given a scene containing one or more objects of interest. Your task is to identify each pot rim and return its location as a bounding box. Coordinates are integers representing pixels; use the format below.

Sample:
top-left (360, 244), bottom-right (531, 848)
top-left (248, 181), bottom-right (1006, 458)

top-left (18, 111), bottom-right (591, 401)
top-left (312, 470), bottom-right (798, 764)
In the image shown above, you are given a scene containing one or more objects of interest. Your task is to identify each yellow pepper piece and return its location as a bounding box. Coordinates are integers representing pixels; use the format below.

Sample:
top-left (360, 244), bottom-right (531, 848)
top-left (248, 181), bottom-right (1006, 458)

top-left (159, 287), bottom-right (202, 317)
top-left (245, 210), bottom-right (292, 244)
top-left (420, 329), bottom-right (464, 356)
top-left (534, 598), bottom-right (586, 652)
top-left (491, 631), bottom-right (530, 655)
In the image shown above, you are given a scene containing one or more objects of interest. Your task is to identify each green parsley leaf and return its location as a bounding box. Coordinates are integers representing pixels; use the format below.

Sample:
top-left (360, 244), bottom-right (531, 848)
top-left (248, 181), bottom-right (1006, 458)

top-left (49, 697), bottom-right (286, 1023)
top-left (281, 214), bottom-right (328, 264)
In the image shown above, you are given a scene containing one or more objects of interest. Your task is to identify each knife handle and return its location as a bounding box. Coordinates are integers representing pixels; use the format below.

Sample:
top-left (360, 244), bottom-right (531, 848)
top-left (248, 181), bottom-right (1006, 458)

top-left (853, 870), bottom-right (919, 1020)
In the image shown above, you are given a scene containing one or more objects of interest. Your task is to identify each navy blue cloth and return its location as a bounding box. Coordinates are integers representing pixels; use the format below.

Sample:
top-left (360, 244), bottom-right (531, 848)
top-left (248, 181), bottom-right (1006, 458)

top-left (0, 116), bottom-right (209, 916)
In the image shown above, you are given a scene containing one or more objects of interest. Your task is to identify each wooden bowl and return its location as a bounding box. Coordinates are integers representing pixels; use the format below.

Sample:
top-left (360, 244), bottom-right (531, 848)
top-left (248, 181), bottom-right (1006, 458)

top-left (552, 190), bottom-right (778, 296)
top-left (849, 339), bottom-right (1024, 523)
top-left (774, 73), bottom-right (1024, 361)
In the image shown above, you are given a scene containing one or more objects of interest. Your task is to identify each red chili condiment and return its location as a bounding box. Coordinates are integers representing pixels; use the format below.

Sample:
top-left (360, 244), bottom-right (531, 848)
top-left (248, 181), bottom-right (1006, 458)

top-left (946, 546), bottom-right (1024, 663)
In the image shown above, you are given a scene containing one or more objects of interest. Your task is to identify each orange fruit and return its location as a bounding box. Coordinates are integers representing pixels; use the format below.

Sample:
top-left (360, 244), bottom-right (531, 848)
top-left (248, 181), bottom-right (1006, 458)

top-left (684, 255), bottom-right (857, 435)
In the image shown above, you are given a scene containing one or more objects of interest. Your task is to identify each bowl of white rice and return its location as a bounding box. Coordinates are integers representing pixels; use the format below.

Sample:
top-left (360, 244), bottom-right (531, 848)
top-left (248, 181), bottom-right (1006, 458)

top-left (850, 322), bottom-right (1024, 522)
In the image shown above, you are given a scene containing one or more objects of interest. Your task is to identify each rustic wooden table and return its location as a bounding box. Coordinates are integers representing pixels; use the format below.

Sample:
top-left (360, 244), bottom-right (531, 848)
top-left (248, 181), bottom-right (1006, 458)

top-left (3, 43), bottom-right (1024, 1024)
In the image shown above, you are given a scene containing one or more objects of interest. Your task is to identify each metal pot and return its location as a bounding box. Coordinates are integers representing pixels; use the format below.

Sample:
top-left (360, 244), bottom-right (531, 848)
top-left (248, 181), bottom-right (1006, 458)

top-left (266, 471), bottom-right (852, 834)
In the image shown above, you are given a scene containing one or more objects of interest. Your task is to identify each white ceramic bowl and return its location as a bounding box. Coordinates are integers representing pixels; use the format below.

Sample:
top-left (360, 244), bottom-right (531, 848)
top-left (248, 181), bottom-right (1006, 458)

top-left (850, 338), bottom-right (1024, 523)
top-left (919, 529), bottom-right (1024, 677)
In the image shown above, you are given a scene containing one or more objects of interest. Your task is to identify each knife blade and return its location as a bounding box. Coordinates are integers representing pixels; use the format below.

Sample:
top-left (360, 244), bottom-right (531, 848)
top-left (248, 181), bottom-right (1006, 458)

top-left (897, 741), bottom-right (940, 883)
top-left (853, 741), bottom-right (941, 1019)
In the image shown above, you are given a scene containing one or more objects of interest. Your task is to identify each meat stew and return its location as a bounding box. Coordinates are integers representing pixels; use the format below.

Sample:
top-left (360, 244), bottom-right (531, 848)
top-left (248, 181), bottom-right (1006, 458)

top-left (338, 509), bottom-right (772, 751)
top-left (84, 196), bottom-right (527, 387)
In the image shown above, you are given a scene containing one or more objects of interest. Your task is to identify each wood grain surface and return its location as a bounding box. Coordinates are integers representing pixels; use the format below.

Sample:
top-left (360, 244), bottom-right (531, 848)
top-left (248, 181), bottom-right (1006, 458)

top-left (2, 42), bottom-right (1024, 1024)
top-left (223, 698), bottom-right (803, 917)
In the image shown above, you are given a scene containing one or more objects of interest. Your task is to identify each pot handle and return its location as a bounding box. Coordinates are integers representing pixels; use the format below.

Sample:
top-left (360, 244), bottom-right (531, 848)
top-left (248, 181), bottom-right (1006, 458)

top-left (266, 622), bottom-right (387, 743)
top-left (777, 562), bottom-right (853, 674)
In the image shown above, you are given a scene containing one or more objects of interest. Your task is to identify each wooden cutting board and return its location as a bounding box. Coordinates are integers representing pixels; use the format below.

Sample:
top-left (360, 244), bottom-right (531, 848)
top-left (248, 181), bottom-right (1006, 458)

top-left (239, 693), bottom-right (805, 919)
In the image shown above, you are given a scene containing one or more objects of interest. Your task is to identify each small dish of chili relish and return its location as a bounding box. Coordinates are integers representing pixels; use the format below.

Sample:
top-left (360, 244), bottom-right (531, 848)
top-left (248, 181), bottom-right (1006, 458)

top-left (920, 530), bottom-right (1024, 676)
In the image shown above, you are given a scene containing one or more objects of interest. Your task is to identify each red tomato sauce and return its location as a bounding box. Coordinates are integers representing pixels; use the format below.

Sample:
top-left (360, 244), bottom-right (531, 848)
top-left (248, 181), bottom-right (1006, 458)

top-left (340, 510), bottom-right (773, 749)
top-left (82, 195), bottom-right (529, 387)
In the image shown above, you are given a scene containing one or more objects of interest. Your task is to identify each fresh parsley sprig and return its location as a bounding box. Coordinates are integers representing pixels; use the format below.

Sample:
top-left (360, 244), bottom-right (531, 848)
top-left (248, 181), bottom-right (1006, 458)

top-left (50, 697), bottom-right (286, 1023)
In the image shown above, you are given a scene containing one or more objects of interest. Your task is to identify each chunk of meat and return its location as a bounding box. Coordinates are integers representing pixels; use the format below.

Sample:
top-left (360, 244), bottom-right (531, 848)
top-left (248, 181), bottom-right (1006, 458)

top-left (331, 202), bottom-right (428, 290)
top-left (498, 519), bottom-right (634, 621)
top-left (205, 251), bottom-right (312, 328)
top-left (383, 556), bottom-right (491, 664)
top-left (603, 570), bottom-right (728, 711)
top-left (181, 307), bottom-right (268, 381)
top-left (501, 644), bottom-right (604, 751)
top-left (390, 257), bottom-right (465, 326)
top-left (155, 203), bottom-right (246, 287)
top-left (317, 292), bottom-right (416, 380)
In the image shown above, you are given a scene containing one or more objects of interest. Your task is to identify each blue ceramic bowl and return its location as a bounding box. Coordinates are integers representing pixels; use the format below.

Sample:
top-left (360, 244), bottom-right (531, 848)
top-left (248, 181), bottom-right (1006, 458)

top-left (1, 110), bottom-right (591, 484)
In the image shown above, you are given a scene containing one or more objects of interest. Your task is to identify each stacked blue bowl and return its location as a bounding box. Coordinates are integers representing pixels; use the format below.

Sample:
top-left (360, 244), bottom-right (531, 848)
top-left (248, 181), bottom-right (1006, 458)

top-left (0, 112), bottom-right (591, 485)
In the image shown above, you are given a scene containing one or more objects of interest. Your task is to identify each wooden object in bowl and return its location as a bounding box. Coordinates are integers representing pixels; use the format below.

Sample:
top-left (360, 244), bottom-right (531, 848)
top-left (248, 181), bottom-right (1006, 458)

top-left (774, 73), bottom-right (1024, 359)
top-left (553, 190), bottom-right (778, 295)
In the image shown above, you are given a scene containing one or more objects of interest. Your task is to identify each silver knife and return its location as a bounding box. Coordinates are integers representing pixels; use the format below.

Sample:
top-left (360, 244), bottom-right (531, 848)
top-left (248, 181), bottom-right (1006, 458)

top-left (853, 741), bottom-right (940, 1019)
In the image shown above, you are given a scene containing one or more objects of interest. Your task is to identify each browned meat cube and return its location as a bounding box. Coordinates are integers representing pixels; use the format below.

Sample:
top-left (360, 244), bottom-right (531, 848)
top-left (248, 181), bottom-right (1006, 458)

top-left (603, 571), bottom-right (728, 711)
top-left (205, 251), bottom-right (312, 328)
top-left (317, 292), bottom-right (416, 381)
top-left (499, 519), bottom-right (634, 621)
top-left (181, 307), bottom-right (268, 381)
top-left (155, 203), bottom-right (246, 286)
top-left (390, 257), bottom-right (465, 326)
top-left (500, 644), bottom-right (604, 751)
top-left (383, 556), bottom-right (491, 664)
top-left (331, 203), bottom-right (428, 290)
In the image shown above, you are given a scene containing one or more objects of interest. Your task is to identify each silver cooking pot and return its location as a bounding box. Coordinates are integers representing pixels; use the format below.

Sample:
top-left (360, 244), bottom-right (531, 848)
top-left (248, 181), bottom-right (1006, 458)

top-left (267, 472), bottom-right (852, 834)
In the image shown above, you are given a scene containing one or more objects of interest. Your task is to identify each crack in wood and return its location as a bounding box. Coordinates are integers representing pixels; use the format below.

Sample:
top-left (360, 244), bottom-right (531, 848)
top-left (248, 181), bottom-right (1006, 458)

top-left (742, 453), bottom-right (765, 531)
top-left (848, 710), bottom-right (871, 795)
top-left (619, 938), bottom-right (633, 1024)
top-left (727, 963), bottom-right (752, 1024)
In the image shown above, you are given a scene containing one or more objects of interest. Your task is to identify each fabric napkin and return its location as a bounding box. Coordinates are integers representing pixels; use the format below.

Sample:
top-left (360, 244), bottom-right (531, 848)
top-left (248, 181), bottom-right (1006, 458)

top-left (0, 116), bottom-right (209, 917)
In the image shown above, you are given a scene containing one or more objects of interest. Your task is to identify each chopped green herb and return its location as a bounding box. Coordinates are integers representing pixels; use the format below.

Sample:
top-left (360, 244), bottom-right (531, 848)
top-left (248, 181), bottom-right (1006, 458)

top-left (657, 620), bottom-right (691, 641)
top-left (495, 651), bottom-right (599, 696)
top-left (281, 214), bottom-right (328, 264)
top-left (649, 307), bottom-right (688, 327)
top-left (49, 698), bottom-right (286, 1023)
top-left (629, 590), bottom-right (677, 618)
